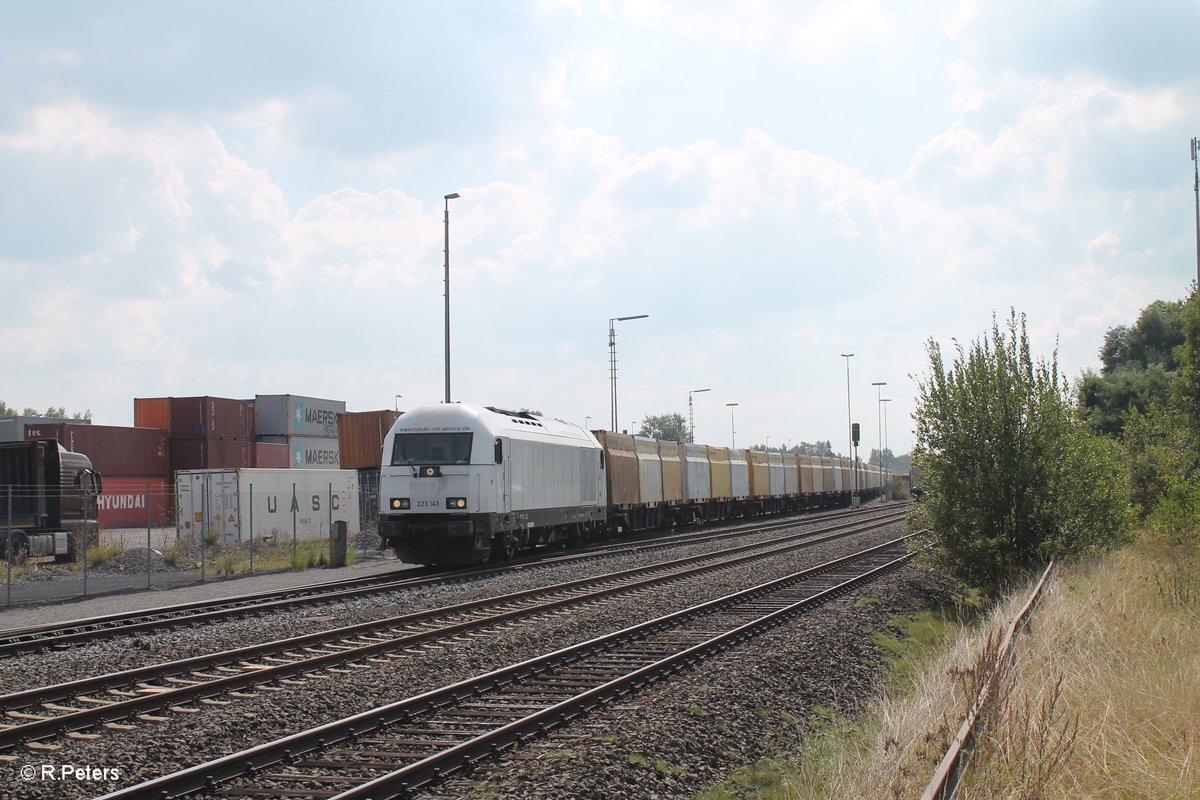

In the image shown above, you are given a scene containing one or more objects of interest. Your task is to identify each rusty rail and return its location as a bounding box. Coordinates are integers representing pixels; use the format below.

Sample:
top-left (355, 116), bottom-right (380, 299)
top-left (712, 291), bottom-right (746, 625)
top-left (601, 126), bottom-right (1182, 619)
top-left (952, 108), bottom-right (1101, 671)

top-left (920, 560), bottom-right (1056, 800)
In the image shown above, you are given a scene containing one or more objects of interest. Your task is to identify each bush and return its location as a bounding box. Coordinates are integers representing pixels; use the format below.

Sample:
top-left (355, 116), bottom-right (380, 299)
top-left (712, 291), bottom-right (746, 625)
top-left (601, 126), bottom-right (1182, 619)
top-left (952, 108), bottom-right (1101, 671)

top-left (913, 310), bottom-right (1133, 595)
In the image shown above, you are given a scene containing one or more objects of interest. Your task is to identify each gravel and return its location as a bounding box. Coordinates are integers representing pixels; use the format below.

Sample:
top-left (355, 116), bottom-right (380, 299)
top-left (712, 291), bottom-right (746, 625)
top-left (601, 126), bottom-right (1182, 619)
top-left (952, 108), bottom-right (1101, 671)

top-left (3, 511), bottom-right (929, 799)
top-left (0, 512), bottom-right (902, 689)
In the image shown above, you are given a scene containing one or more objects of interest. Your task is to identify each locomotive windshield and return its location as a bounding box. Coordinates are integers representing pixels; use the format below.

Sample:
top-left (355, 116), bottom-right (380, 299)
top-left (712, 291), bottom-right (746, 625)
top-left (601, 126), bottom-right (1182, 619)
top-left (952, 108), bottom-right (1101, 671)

top-left (391, 433), bottom-right (474, 466)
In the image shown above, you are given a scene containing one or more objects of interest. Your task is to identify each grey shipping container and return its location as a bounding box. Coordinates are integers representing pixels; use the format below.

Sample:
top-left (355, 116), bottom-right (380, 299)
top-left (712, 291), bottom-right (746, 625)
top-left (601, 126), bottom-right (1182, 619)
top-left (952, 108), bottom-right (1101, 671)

top-left (255, 395), bottom-right (346, 438)
top-left (258, 435), bottom-right (341, 470)
top-left (0, 416), bottom-right (91, 442)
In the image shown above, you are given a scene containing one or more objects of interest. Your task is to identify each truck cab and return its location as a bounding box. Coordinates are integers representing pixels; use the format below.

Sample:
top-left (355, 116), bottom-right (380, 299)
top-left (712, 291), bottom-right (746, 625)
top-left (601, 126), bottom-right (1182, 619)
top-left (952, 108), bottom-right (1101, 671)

top-left (0, 440), bottom-right (102, 560)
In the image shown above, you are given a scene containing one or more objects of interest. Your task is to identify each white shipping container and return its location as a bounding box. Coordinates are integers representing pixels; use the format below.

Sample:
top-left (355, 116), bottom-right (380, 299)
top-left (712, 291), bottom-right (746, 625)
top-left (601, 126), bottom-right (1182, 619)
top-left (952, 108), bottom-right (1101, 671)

top-left (682, 443), bottom-right (711, 502)
top-left (255, 394), bottom-right (347, 438)
top-left (176, 468), bottom-right (360, 543)
top-left (728, 448), bottom-right (750, 500)
top-left (633, 436), bottom-right (663, 504)
top-left (768, 452), bottom-right (785, 496)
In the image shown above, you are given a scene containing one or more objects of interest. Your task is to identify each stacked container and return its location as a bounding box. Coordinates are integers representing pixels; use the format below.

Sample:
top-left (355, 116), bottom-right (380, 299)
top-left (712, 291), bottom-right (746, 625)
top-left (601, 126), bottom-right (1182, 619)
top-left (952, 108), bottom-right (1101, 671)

top-left (338, 409), bottom-right (402, 529)
top-left (135, 396), bottom-right (254, 474)
top-left (254, 395), bottom-right (346, 470)
top-left (25, 422), bottom-right (172, 527)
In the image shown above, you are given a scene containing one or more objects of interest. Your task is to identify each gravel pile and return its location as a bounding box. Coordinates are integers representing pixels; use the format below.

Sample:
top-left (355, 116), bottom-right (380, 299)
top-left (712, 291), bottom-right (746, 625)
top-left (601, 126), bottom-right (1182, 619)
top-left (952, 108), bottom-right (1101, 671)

top-left (7, 519), bottom-right (923, 800)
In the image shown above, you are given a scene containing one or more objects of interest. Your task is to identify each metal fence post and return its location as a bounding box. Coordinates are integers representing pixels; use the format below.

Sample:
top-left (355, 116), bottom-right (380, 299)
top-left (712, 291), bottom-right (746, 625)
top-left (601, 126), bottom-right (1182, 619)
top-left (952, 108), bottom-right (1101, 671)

top-left (200, 478), bottom-right (207, 581)
top-left (146, 480), bottom-right (152, 590)
top-left (6, 485), bottom-right (12, 609)
top-left (249, 483), bottom-right (254, 575)
top-left (82, 482), bottom-right (89, 597)
top-left (292, 482), bottom-right (297, 564)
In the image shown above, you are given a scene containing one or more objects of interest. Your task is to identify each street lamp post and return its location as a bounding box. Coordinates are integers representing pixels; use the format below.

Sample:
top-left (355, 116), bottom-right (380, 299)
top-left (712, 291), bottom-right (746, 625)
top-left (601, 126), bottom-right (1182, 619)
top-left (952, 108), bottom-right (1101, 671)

top-left (840, 353), bottom-right (856, 501)
top-left (688, 388), bottom-right (711, 443)
top-left (726, 402), bottom-right (738, 448)
top-left (871, 381), bottom-right (887, 494)
top-left (443, 192), bottom-right (460, 404)
top-left (881, 398), bottom-right (892, 498)
top-left (609, 314), bottom-right (649, 431)
top-left (585, 415), bottom-right (591, 430)
top-left (395, 394), bottom-right (403, 412)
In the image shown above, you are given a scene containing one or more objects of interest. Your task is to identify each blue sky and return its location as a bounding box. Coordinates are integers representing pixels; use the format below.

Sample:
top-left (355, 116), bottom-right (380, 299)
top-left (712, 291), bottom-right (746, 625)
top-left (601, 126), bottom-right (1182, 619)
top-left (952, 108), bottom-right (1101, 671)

top-left (2, 1), bottom-right (1198, 457)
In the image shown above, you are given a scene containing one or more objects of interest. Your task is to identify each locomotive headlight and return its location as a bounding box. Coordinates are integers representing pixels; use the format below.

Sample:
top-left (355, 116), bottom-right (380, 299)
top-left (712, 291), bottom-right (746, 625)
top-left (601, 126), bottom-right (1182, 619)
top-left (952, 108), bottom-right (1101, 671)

top-left (390, 498), bottom-right (410, 510)
top-left (446, 497), bottom-right (467, 510)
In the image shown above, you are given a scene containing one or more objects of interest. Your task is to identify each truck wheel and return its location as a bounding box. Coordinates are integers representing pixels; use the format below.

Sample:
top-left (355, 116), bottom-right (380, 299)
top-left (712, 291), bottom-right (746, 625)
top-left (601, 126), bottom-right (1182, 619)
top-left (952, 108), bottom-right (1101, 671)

top-left (3, 531), bottom-right (28, 563)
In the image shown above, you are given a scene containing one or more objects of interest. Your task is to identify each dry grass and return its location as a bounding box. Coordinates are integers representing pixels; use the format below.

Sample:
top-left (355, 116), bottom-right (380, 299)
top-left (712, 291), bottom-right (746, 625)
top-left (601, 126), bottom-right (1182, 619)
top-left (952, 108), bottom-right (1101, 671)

top-left (960, 542), bottom-right (1199, 799)
top-left (774, 541), bottom-right (1200, 800)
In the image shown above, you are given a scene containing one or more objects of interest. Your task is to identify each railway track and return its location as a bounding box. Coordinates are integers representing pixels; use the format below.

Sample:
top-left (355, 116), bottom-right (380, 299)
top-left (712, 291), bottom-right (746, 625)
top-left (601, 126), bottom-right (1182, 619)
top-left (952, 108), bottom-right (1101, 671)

top-left (97, 534), bottom-right (918, 800)
top-left (0, 503), bottom-right (906, 658)
top-left (0, 509), bottom-right (906, 750)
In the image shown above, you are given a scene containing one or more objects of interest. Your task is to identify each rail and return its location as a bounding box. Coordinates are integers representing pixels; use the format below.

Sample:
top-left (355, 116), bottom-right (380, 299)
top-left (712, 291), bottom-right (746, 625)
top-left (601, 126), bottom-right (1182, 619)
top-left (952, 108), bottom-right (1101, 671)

top-left (920, 560), bottom-right (1056, 800)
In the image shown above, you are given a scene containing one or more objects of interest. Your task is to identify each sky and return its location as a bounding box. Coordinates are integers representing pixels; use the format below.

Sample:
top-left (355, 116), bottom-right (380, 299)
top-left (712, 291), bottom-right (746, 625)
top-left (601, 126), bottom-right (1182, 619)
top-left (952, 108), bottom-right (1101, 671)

top-left (2, 1), bottom-right (1198, 458)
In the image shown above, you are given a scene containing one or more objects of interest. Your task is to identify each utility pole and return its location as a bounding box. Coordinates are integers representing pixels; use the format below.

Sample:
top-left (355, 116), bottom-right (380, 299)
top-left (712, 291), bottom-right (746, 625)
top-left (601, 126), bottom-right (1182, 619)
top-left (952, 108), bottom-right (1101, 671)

top-left (1192, 137), bottom-right (1199, 287)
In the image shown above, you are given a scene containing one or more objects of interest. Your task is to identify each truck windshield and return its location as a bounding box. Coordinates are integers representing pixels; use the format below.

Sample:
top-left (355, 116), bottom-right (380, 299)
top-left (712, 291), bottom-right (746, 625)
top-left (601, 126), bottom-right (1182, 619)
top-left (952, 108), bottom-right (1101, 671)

top-left (391, 433), bottom-right (473, 466)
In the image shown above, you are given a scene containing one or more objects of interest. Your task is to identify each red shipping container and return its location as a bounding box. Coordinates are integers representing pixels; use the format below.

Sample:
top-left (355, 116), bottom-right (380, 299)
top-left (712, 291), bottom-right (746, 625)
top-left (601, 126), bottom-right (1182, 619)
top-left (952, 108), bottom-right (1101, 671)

top-left (253, 442), bottom-right (290, 468)
top-left (96, 476), bottom-right (173, 528)
top-left (337, 410), bottom-right (402, 469)
top-left (171, 439), bottom-right (252, 472)
top-left (135, 397), bottom-right (252, 440)
top-left (24, 423), bottom-right (169, 477)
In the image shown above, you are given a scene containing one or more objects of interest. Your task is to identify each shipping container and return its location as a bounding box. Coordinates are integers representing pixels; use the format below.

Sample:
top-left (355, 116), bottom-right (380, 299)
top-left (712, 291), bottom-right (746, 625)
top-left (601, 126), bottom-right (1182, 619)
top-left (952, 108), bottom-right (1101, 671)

top-left (633, 436), bottom-right (663, 504)
top-left (783, 453), bottom-right (799, 495)
top-left (255, 394), bottom-right (346, 439)
top-left (708, 445), bottom-right (732, 501)
top-left (768, 451), bottom-right (785, 496)
top-left (135, 397), bottom-right (253, 440)
top-left (0, 416), bottom-right (91, 442)
top-left (595, 431), bottom-right (640, 507)
top-left (747, 449), bottom-right (770, 498)
top-left (175, 468), bottom-right (360, 543)
top-left (96, 476), bottom-right (173, 528)
top-left (832, 458), bottom-right (843, 492)
top-left (258, 435), bottom-right (341, 470)
top-left (729, 448), bottom-right (750, 500)
top-left (822, 457), bottom-right (835, 493)
top-left (171, 438), bottom-right (253, 472)
top-left (682, 443), bottom-right (711, 502)
top-left (657, 440), bottom-right (684, 504)
top-left (253, 442), bottom-right (290, 469)
top-left (24, 423), bottom-right (169, 477)
top-left (799, 454), bottom-right (814, 494)
top-left (338, 410), bottom-right (402, 469)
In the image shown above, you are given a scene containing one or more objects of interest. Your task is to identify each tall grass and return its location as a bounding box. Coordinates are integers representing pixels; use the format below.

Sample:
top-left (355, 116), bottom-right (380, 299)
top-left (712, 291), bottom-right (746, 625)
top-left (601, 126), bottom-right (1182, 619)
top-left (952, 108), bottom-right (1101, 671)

top-left (768, 540), bottom-right (1199, 799)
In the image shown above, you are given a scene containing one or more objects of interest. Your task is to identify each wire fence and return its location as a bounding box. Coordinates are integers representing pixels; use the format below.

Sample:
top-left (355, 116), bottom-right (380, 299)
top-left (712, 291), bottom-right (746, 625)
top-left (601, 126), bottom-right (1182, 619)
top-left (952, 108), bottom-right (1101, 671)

top-left (1, 481), bottom-right (390, 608)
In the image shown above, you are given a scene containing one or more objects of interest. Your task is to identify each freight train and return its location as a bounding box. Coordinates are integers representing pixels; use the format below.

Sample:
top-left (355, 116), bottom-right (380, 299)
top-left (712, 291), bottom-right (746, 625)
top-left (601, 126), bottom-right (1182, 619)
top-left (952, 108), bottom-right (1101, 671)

top-left (377, 403), bottom-right (884, 565)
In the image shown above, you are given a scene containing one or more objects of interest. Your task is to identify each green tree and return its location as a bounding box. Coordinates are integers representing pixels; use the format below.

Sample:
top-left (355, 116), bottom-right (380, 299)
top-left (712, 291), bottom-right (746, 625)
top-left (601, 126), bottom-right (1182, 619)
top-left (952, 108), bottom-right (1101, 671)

top-left (0, 401), bottom-right (15, 417)
top-left (913, 310), bottom-right (1132, 595)
top-left (638, 412), bottom-right (690, 442)
top-left (1173, 288), bottom-right (1200, 436)
top-left (1079, 298), bottom-right (1186, 436)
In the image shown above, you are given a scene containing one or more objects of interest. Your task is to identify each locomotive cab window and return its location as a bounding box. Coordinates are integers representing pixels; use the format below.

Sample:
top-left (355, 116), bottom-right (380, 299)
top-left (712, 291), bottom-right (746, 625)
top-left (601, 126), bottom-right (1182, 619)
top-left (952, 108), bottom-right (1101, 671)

top-left (391, 433), bottom-right (474, 466)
